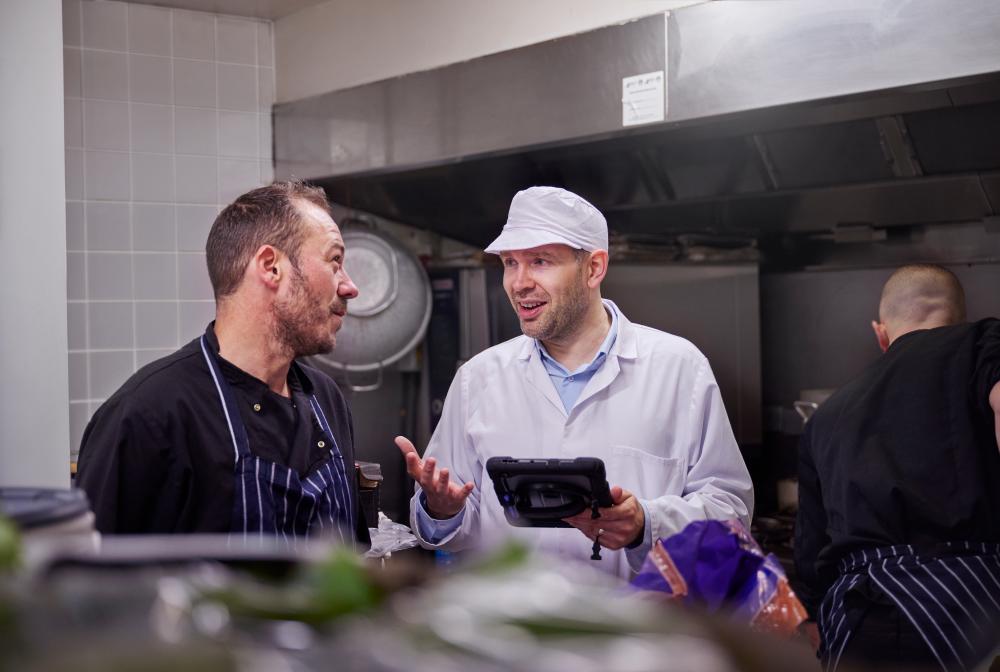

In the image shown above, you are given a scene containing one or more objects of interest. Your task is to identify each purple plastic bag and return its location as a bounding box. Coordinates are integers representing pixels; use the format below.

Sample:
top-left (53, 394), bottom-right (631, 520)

top-left (631, 519), bottom-right (808, 636)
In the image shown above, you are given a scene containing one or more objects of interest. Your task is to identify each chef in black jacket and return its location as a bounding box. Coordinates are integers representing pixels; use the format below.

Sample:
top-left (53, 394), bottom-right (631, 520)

top-left (795, 264), bottom-right (1000, 671)
top-left (77, 180), bottom-right (370, 546)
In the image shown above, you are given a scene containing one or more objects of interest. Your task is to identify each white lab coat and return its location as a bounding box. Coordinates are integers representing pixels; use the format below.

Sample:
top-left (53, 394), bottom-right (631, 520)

top-left (410, 308), bottom-right (753, 579)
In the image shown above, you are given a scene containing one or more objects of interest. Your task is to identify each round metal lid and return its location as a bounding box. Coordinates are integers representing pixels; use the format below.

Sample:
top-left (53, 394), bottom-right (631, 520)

top-left (310, 227), bottom-right (431, 373)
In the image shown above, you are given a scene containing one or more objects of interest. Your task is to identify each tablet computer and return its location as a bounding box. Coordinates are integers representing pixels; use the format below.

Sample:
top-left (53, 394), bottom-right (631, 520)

top-left (485, 456), bottom-right (614, 528)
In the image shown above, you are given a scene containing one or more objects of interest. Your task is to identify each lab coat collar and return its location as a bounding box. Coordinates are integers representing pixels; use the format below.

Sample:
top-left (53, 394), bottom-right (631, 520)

top-left (515, 300), bottom-right (638, 416)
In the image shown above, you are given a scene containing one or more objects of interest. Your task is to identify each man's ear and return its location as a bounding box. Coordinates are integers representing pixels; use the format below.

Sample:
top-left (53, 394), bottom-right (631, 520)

top-left (871, 320), bottom-right (890, 353)
top-left (254, 244), bottom-right (281, 290)
top-left (587, 249), bottom-right (609, 288)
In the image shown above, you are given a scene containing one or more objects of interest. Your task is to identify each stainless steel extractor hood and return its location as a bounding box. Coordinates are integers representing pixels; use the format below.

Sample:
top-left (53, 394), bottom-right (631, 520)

top-left (274, 0), bottom-right (1000, 257)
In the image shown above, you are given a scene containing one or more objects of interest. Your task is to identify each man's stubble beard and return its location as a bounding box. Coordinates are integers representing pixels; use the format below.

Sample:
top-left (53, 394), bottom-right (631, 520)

top-left (273, 264), bottom-right (340, 358)
top-left (517, 271), bottom-right (590, 343)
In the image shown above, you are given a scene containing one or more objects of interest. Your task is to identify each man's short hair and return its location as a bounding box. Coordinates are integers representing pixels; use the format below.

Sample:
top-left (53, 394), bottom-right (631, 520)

top-left (879, 263), bottom-right (966, 326)
top-left (206, 180), bottom-right (331, 299)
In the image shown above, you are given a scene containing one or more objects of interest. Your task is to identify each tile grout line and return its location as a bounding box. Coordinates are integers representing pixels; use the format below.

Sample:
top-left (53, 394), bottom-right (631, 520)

top-left (254, 16), bottom-right (260, 183)
top-left (65, 43), bottom-right (258, 67)
top-left (78, 0), bottom-right (93, 424)
top-left (125, 2), bottom-right (138, 378)
top-left (171, 7), bottom-right (182, 350)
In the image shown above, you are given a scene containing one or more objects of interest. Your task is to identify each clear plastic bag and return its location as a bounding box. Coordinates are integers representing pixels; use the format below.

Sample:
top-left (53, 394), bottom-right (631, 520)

top-left (363, 512), bottom-right (419, 559)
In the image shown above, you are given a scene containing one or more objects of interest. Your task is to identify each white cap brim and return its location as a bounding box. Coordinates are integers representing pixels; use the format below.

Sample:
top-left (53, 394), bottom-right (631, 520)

top-left (484, 225), bottom-right (585, 254)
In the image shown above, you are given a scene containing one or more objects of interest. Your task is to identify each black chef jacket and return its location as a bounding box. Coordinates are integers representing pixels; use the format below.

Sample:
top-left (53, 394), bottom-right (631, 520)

top-left (794, 319), bottom-right (1000, 615)
top-left (77, 323), bottom-right (369, 543)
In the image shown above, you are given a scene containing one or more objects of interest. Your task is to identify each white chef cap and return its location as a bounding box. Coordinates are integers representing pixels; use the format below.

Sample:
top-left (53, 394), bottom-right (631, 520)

top-left (484, 186), bottom-right (608, 254)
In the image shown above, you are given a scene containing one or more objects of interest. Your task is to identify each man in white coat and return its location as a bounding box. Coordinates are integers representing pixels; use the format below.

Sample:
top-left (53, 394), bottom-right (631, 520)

top-left (396, 186), bottom-right (753, 578)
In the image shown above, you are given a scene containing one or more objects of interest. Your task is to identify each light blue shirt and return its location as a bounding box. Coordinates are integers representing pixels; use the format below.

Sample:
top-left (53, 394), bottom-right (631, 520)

top-left (415, 300), bottom-right (653, 564)
top-left (535, 302), bottom-right (618, 413)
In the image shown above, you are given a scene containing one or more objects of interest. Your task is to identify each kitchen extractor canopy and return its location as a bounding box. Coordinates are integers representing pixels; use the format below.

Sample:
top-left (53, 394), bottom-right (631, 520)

top-left (274, 0), bottom-right (1000, 255)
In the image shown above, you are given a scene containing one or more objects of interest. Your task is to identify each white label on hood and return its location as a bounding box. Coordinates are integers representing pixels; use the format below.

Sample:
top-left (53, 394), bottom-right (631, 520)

top-left (622, 70), bottom-right (665, 127)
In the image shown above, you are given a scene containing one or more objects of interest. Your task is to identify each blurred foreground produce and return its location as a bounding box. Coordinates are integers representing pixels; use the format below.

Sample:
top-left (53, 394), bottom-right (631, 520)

top-left (0, 539), bottom-right (819, 672)
top-left (0, 516), bottom-right (20, 572)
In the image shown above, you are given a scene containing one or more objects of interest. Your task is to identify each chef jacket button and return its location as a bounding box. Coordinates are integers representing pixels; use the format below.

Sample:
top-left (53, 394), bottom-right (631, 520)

top-left (253, 403), bottom-right (261, 412)
top-left (318, 440), bottom-right (326, 448)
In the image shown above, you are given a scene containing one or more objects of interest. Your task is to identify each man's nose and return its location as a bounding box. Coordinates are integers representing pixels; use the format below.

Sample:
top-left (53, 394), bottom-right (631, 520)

top-left (338, 269), bottom-right (359, 299)
top-left (510, 266), bottom-right (534, 292)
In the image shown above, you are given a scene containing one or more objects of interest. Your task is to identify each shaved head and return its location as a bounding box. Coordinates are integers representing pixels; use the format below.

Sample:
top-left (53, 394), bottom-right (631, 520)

top-left (878, 264), bottom-right (966, 329)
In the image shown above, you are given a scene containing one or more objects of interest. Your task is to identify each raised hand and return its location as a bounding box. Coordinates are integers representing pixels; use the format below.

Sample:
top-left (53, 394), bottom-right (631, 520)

top-left (395, 435), bottom-right (474, 519)
top-left (562, 485), bottom-right (645, 550)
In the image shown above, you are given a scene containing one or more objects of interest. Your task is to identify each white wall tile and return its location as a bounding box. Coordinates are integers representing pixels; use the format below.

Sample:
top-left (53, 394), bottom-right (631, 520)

top-left (218, 63), bottom-right (256, 111)
top-left (88, 301), bottom-right (134, 349)
top-left (259, 114), bottom-right (272, 159)
top-left (86, 202), bottom-right (131, 251)
top-left (63, 0), bottom-right (82, 47)
top-left (66, 201), bottom-right (85, 251)
top-left (68, 351), bottom-right (88, 400)
top-left (179, 301), bottom-right (216, 339)
top-left (177, 204), bottom-right (217, 252)
top-left (88, 252), bottom-right (133, 300)
top-left (257, 22), bottom-right (273, 67)
top-left (81, 0), bottom-right (127, 51)
top-left (219, 110), bottom-right (257, 157)
top-left (89, 350), bottom-right (135, 399)
top-left (131, 103), bottom-right (173, 153)
top-left (135, 302), bottom-right (179, 348)
top-left (67, 302), bottom-right (87, 350)
top-left (217, 17), bottom-right (256, 65)
top-left (178, 253), bottom-right (213, 300)
top-left (132, 153), bottom-right (175, 202)
top-left (69, 403), bottom-right (92, 457)
top-left (64, 48), bottom-right (82, 98)
top-left (174, 58), bottom-right (216, 108)
top-left (174, 106), bottom-right (217, 155)
top-left (260, 160), bottom-right (273, 184)
top-left (133, 253), bottom-right (177, 300)
top-left (65, 6), bottom-right (274, 417)
top-left (173, 10), bottom-right (214, 61)
top-left (65, 97), bottom-right (83, 148)
top-left (67, 252), bottom-right (86, 301)
top-left (82, 49), bottom-right (128, 100)
top-left (84, 150), bottom-right (130, 201)
top-left (219, 158), bottom-right (260, 203)
top-left (129, 53), bottom-right (172, 104)
top-left (259, 67), bottom-right (275, 111)
top-left (175, 155), bottom-right (217, 204)
top-left (133, 203), bottom-right (176, 251)
top-left (128, 4), bottom-right (171, 56)
top-left (84, 99), bottom-right (130, 150)
top-left (66, 148), bottom-right (84, 200)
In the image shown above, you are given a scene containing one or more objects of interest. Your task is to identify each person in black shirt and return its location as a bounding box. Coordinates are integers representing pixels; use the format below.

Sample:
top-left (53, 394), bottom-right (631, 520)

top-left (795, 264), bottom-right (1000, 671)
top-left (77, 180), bottom-right (370, 546)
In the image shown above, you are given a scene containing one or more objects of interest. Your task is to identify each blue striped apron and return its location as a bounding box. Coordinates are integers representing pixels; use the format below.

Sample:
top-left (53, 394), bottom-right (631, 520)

top-left (200, 336), bottom-right (355, 546)
top-left (819, 542), bottom-right (1000, 672)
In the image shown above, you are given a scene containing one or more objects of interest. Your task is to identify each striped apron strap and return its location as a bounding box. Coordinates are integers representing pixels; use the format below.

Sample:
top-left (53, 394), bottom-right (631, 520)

top-left (200, 336), bottom-right (255, 543)
top-left (307, 395), bottom-right (356, 535)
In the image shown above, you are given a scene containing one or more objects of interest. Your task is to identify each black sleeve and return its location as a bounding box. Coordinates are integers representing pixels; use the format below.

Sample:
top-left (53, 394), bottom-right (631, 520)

top-left (973, 318), bottom-right (1000, 415)
top-left (76, 396), bottom-right (174, 534)
top-left (794, 426), bottom-right (831, 619)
